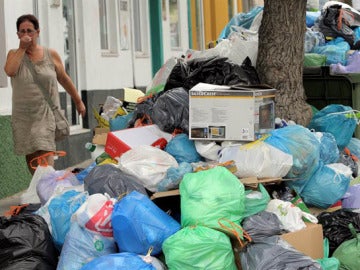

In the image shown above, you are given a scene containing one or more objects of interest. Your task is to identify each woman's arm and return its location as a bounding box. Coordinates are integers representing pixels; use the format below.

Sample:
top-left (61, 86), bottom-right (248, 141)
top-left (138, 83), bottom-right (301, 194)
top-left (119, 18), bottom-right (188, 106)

top-left (4, 35), bottom-right (32, 77)
top-left (50, 48), bottom-right (86, 117)
top-left (4, 49), bottom-right (26, 77)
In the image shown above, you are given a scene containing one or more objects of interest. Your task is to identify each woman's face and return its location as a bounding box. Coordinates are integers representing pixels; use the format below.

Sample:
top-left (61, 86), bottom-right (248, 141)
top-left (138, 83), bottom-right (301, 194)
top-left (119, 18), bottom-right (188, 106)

top-left (17, 20), bottom-right (39, 40)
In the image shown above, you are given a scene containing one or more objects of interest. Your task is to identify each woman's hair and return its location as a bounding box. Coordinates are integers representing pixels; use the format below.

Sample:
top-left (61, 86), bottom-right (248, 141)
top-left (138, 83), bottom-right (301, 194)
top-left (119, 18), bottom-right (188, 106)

top-left (16, 14), bottom-right (39, 31)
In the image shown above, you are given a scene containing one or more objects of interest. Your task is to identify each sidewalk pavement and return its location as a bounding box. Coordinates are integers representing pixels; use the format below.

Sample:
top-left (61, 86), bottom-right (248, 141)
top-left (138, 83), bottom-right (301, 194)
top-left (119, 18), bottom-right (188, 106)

top-left (0, 159), bottom-right (93, 216)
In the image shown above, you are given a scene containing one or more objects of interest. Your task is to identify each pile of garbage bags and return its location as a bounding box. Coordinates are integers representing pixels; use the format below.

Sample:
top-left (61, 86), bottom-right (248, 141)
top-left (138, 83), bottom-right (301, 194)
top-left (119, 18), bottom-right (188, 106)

top-left (2, 94), bottom-right (360, 269)
top-left (217, 1), bottom-right (360, 73)
top-left (2, 14), bottom-right (360, 267)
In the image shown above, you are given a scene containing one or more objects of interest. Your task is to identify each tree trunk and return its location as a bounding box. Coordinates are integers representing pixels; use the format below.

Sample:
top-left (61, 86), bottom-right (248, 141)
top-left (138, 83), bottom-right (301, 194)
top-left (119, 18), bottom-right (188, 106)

top-left (256, 0), bottom-right (312, 126)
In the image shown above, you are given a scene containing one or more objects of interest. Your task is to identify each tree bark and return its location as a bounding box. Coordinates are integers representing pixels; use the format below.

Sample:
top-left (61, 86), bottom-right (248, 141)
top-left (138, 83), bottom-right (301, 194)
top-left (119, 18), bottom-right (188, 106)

top-left (256, 0), bottom-right (312, 126)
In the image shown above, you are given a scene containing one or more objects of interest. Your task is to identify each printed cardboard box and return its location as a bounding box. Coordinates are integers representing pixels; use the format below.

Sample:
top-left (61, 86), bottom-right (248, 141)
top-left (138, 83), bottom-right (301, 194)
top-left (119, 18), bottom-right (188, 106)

top-left (189, 83), bottom-right (276, 141)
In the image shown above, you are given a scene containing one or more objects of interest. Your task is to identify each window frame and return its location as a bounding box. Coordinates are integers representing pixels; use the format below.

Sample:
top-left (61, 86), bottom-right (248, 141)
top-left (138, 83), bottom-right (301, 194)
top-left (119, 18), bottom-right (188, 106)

top-left (99, 0), bottom-right (118, 56)
top-left (117, 0), bottom-right (130, 51)
top-left (132, 0), bottom-right (149, 58)
top-left (169, 0), bottom-right (182, 50)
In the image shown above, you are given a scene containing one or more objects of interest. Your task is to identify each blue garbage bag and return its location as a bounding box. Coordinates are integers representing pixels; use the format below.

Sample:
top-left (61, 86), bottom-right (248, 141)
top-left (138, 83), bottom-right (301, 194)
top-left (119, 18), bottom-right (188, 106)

top-left (49, 190), bottom-right (88, 249)
top-left (112, 191), bottom-right (181, 255)
top-left (218, 6), bottom-right (263, 39)
top-left (308, 104), bottom-right (357, 150)
top-left (300, 162), bottom-right (351, 209)
top-left (81, 253), bottom-right (156, 270)
top-left (264, 125), bottom-right (320, 182)
top-left (314, 132), bottom-right (339, 164)
top-left (165, 133), bottom-right (202, 163)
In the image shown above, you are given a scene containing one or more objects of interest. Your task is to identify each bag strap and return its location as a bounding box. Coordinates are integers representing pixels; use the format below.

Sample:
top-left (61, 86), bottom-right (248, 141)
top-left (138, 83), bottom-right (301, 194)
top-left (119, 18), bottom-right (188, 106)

top-left (217, 217), bottom-right (252, 249)
top-left (24, 53), bottom-right (57, 111)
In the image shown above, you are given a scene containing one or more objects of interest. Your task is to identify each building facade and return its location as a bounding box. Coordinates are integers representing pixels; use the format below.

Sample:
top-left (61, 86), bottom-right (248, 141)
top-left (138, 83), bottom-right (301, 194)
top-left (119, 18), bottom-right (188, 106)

top-left (0, 0), bottom-right (255, 198)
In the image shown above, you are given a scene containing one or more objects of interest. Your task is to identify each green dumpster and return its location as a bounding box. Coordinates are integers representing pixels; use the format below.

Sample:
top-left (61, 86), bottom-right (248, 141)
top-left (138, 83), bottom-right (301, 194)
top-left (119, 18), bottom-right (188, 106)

top-left (303, 66), bottom-right (360, 139)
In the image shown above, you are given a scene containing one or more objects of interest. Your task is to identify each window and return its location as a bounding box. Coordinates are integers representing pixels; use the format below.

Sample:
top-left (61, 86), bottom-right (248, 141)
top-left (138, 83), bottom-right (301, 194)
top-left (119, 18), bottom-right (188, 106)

top-left (132, 0), bottom-right (149, 56)
top-left (169, 0), bottom-right (180, 49)
top-left (228, 0), bottom-right (235, 19)
top-left (194, 0), bottom-right (205, 50)
top-left (99, 0), bottom-right (118, 54)
top-left (99, 0), bottom-right (109, 50)
top-left (118, 0), bottom-right (130, 50)
top-left (33, 0), bottom-right (39, 20)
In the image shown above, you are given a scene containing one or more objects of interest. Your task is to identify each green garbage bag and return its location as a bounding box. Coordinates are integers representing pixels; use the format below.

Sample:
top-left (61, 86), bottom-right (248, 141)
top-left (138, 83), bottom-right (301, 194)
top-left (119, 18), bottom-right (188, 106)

top-left (317, 238), bottom-right (340, 270)
top-left (333, 224), bottom-right (360, 270)
top-left (162, 225), bottom-right (237, 270)
top-left (243, 184), bottom-right (270, 218)
top-left (304, 53), bottom-right (327, 67)
top-left (180, 166), bottom-right (245, 231)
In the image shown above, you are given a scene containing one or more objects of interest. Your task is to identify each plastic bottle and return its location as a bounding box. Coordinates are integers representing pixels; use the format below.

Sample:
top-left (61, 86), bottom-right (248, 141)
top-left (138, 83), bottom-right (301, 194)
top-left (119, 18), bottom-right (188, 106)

top-left (85, 142), bottom-right (96, 152)
top-left (275, 118), bottom-right (288, 129)
top-left (85, 142), bottom-right (106, 161)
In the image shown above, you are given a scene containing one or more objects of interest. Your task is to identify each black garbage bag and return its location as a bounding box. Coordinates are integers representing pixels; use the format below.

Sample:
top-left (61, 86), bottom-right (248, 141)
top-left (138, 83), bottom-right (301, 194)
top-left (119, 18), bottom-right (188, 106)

top-left (318, 4), bottom-right (360, 49)
top-left (164, 56), bottom-right (260, 91)
top-left (241, 211), bottom-right (284, 242)
top-left (126, 94), bottom-right (156, 128)
top-left (127, 87), bottom-right (189, 134)
top-left (317, 209), bottom-right (360, 256)
top-left (239, 235), bottom-right (321, 270)
top-left (163, 58), bottom-right (189, 91)
top-left (0, 214), bottom-right (58, 270)
top-left (151, 87), bottom-right (189, 134)
top-left (84, 164), bottom-right (148, 198)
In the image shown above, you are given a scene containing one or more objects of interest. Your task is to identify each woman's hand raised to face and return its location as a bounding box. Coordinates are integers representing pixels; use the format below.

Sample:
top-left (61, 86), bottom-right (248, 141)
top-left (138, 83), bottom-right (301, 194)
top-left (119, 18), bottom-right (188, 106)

top-left (19, 36), bottom-right (32, 50)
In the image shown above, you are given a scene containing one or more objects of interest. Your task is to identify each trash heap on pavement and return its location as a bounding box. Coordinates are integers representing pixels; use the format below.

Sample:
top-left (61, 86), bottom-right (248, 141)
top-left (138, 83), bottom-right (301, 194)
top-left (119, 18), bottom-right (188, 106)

top-left (3, 6), bottom-right (360, 270)
top-left (218, 1), bottom-right (360, 73)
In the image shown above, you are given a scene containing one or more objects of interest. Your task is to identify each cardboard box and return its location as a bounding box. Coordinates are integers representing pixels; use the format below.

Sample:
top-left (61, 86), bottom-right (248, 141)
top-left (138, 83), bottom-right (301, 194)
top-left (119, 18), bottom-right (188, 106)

top-left (104, 124), bottom-right (172, 158)
top-left (189, 83), bottom-right (276, 141)
top-left (92, 127), bottom-right (110, 145)
top-left (281, 222), bottom-right (324, 259)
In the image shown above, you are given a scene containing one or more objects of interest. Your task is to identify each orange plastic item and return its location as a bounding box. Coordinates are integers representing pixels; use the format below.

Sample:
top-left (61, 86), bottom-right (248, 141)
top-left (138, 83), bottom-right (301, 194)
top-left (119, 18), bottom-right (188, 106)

top-left (29, 151), bottom-right (66, 169)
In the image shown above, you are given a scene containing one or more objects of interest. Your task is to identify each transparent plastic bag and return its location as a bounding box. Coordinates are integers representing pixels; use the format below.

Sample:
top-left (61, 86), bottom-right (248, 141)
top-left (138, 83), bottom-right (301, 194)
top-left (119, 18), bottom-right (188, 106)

top-left (20, 165), bottom-right (55, 204)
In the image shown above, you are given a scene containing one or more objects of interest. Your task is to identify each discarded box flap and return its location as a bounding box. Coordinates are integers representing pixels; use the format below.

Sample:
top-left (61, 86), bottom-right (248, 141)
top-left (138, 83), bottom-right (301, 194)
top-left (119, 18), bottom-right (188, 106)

top-left (190, 82), bottom-right (231, 91)
top-left (105, 124), bottom-right (172, 158)
top-left (123, 87), bottom-right (145, 103)
top-left (231, 83), bottom-right (275, 91)
top-left (239, 176), bottom-right (282, 187)
top-left (150, 189), bottom-right (181, 219)
top-left (281, 222), bottom-right (324, 260)
top-left (150, 189), bottom-right (180, 200)
top-left (92, 133), bottom-right (108, 145)
top-left (94, 127), bottom-right (110, 135)
top-left (92, 127), bottom-right (110, 145)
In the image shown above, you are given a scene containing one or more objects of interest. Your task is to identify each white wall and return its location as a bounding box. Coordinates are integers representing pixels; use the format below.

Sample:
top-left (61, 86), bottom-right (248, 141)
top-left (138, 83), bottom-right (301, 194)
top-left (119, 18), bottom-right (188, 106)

top-left (162, 0), bottom-right (189, 63)
top-left (1, 0), bottom-right (35, 115)
top-left (76, 0), bottom-right (138, 90)
top-left (0, 0), bottom-right (153, 115)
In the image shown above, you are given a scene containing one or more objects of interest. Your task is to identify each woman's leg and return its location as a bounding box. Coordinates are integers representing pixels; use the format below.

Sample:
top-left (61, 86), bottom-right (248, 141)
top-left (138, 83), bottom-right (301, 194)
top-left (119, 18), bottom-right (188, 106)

top-left (26, 150), bottom-right (54, 175)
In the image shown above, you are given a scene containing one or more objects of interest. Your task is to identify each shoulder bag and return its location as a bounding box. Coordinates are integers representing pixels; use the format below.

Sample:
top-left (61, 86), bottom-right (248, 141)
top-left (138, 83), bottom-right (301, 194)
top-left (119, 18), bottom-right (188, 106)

top-left (24, 56), bottom-right (70, 141)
